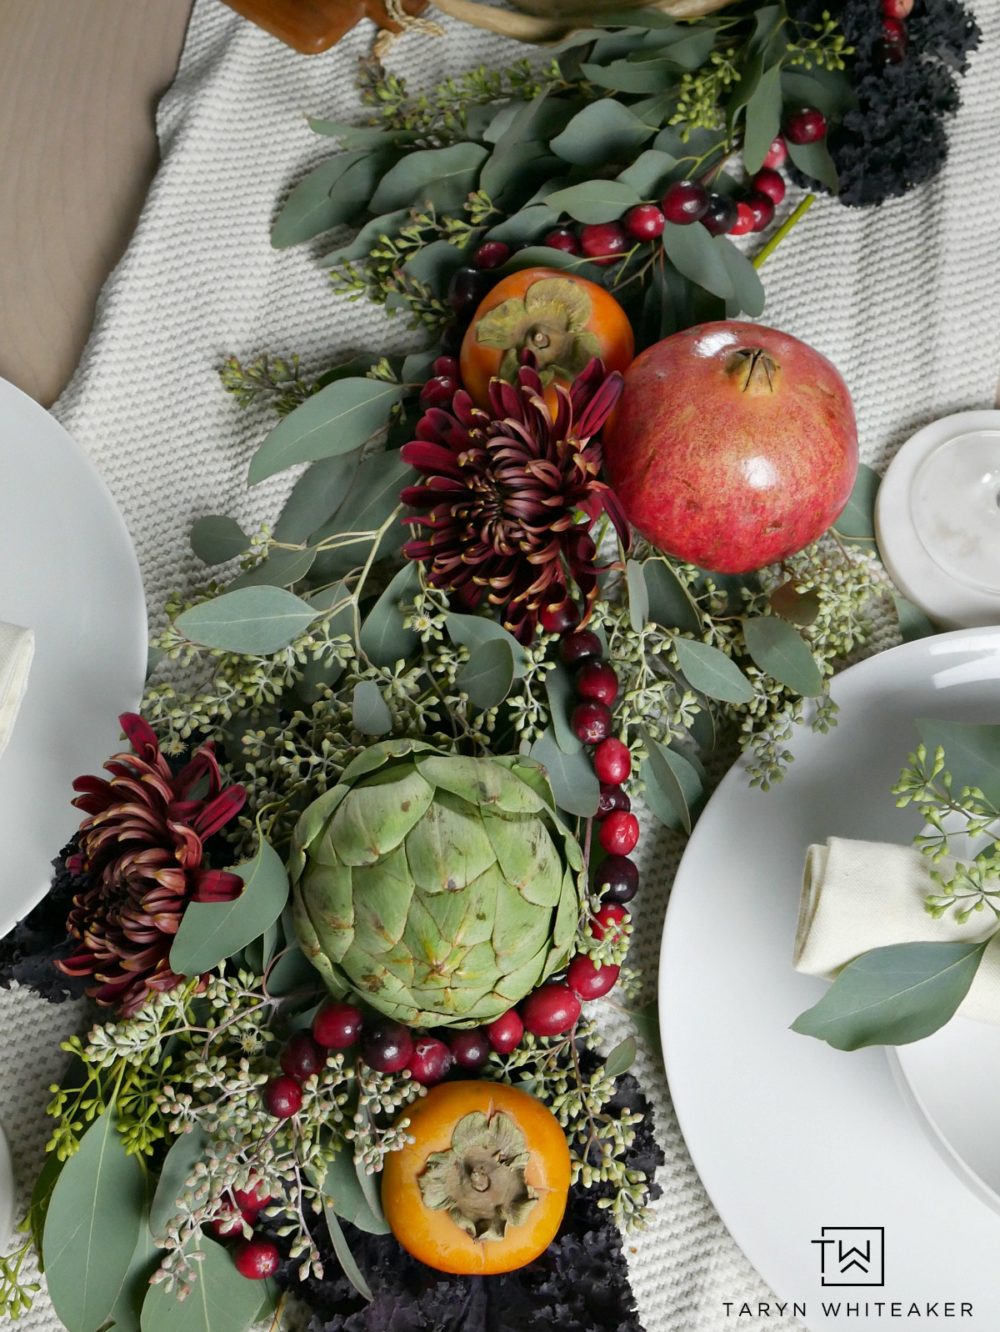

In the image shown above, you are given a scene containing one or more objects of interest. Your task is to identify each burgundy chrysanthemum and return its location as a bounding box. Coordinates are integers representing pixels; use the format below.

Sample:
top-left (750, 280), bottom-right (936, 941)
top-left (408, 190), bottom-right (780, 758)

top-left (400, 359), bottom-right (629, 642)
top-left (56, 714), bottom-right (247, 1015)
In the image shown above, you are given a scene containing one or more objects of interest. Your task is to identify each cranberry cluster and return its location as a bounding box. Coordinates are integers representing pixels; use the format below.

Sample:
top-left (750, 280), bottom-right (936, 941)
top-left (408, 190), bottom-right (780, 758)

top-left (211, 1182), bottom-right (280, 1280)
top-left (880, 0), bottom-right (912, 62)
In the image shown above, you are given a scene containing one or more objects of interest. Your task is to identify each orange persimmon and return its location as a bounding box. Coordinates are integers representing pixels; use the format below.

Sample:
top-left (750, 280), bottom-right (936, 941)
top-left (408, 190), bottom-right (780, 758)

top-left (381, 1080), bottom-right (571, 1275)
top-left (459, 267), bottom-right (635, 410)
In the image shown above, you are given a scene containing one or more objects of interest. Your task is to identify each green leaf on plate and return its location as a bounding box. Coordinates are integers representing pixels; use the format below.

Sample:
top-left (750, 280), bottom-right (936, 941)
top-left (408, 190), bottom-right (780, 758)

top-left (529, 729), bottom-right (600, 818)
top-left (352, 681), bottom-right (392, 736)
top-left (149, 1129), bottom-right (209, 1237)
top-left (273, 453), bottom-right (360, 544)
top-left (456, 638), bottom-right (516, 710)
top-left (544, 663), bottom-right (582, 756)
top-left (228, 546), bottom-right (317, 590)
top-left (543, 180), bottom-right (641, 225)
top-left (370, 142), bottom-right (488, 213)
top-left (139, 1234), bottom-right (265, 1332)
top-left (43, 1108), bottom-right (146, 1332)
top-left (626, 560), bottom-right (650, 632)
top-left (248, 378), bottom-right (405, 486)
top-left (894, 594), bottom-right (936, 642)
top-left (741, 62), bottom-right (783, 175)
top-left (714, 234), bottom-right (766, 318)
top-left (916, 720), bottom-right (1000, 805)
top-left (360, 563), bottom-right (421, 667)
top-left (550, 100), bottom-right (654, 168)
top-left (323, 1202), bottom-right (373, 1303)
top-left (176, 586), bottom-right (316, 655)
top-left (833, 462), bottom-right (880, 540)
top-left (642, 732), bottom-right (702, 833)
top-left (602, 1035), bottom-right (637, 1079)
top-left (742, 615), bottom-right (824, 696)
top-left (661, 221), bottom-right (734, 300)
top-left (643, 558), bottom-right (701, 633)
top-left (673, 636), bottom-right (755, 704)
top-left (445, 613), bottom-right (529, 677)
top-left (786, 136), bottom-right (839, 193)
top-left (170, 839), bottom-right (289, 977)
top-left (323, 1152), bottom-right (389, 1236)
top-left (191, 516), bottom-right (249, 566)
top-left (791, 939), bottom-right (988, 1050)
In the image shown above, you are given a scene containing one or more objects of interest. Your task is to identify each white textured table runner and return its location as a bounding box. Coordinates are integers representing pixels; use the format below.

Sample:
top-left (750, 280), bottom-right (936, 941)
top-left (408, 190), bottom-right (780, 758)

top-left (3, 3), bottom-right (1000, 1329)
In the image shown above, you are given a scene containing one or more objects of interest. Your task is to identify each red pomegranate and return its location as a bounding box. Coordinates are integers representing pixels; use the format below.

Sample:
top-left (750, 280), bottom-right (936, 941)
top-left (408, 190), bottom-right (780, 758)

top-left (601, 322), bottom-right (858, 573)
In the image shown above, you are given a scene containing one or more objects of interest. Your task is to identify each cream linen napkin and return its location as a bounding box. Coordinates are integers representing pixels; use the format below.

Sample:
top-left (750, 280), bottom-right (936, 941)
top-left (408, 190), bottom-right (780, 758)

top-left (0, 622), bottom-right (34, 761)
top-left (795, 837), bottom-right (1000, 1024)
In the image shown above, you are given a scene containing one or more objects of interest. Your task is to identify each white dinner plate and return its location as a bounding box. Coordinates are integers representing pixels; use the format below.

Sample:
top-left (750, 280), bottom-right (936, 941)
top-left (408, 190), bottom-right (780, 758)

top-left (661, 627), bottom-right (1000, 1330)
top-left (0, 378), bottom-right (146, 937)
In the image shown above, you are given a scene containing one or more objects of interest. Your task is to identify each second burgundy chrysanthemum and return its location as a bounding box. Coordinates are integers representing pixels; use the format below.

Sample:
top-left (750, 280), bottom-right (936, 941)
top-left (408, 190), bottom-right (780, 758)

top-left (400, 358), bottom-right (629, 642)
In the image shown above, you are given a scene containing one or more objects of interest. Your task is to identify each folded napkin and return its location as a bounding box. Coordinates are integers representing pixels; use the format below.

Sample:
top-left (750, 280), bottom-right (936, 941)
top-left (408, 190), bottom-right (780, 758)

top-left (0, 622), bottom-right (34, 761)
top-left (795, 837), bottom-right (1000, 1024)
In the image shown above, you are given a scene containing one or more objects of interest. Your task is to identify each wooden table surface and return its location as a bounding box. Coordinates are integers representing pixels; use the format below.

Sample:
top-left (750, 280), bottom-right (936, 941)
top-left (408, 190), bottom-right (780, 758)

top-left (0, 0), bottom-right (194, 406)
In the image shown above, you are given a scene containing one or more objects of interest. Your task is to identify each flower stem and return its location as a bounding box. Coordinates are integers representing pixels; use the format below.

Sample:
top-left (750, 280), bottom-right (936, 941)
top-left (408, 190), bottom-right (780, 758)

top-left (752, 193), bottom-right (817, 270)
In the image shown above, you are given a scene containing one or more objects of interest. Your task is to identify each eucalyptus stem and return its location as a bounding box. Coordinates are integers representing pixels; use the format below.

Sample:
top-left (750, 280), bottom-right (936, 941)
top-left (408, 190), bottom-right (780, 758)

top-left (752, 192), bottom-right (817, 270)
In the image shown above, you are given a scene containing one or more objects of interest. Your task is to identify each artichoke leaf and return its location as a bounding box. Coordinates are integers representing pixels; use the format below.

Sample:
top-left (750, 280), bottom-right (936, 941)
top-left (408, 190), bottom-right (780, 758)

top-left (492, 875), bottom-right (556, 960)
top-left (493, 947), bottom-right (552, 1003)
top-left (414, 754), bottom-right (545, 815)
top-left (339, 737), bottom-right (433, 786)
top-left (349, 846), bottom-right (416, 955)
top-left (341, 941), bottom-right (420, 1013)
top-left (404, 793), bottom-right (495, 893)
top-left (328, 766), bottom-right (434, 866)
top-left (482, 811), bottom-right (563, 907)
top-left (416, 865), bottom-right (498, 948)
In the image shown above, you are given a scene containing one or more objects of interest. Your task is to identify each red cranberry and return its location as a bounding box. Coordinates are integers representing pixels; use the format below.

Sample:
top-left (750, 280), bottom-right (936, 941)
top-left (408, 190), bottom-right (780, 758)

top-left (539, 600), bottom-right (580, 635)
top-left (521, 984), bottom-right (581, 1038)
top-left (592, 902), bottom-right (629, 942)
top-left (560, 629), bottom-right (602, 667)
top-left (280, 1032), bottom-right (325, 1083)
top-left (597, 784), bottom-right (631, 818)
top-left (575, 660), bottom-right (618, 706)
top-left (361, 1020), bottom-right (414, 1074)
top-left (234, 1237), bottom-right (281, 1280)
top-left (407, 1037), bottom-right (453, 1085)
top-left (579, 222), bottom-right (628, 266)
top-left (596, 856), bottom-right (639, 904)
top-left (419, 375), bottom-right (458, 408)
top-left (700, 192), bottom-right (738, 237)
top-left (571, 700), bottom-right (613, 746)
top-left (447, 266), bottom-right (492, 315)
top-left (880, 16), bottom-right (908, 60)
top-left (745, 192), bottom-right (775, 233)
top-left (729, 202), bottom-right (755, 236)
top-left (450, 1029), bottom-right (491, 1070)
top-left (263, 1075), bottom-right (303, 1119)
top-left (661, 180), bottom-right (710, 225)
top-left (312, 1001), bottom-right (364, 1050)
top-left (762, 136), bottom-right (788, 169)
top-left (472, 240), bottom-right (512, 270)
top-left (600, 810), bottom-right (639, 856)
top-left (211, 1206), bottom-right (245, 1239)
top-left (432, 355), bottom-right (460, 380)
top-left (881, 0), bottom-right (913, 14)
top-left (785, 107), bottom-right (827, 145)
top-left (593, 737), bottom-right (631, 785)
top-left (751, 168), bottom-right (786, 206)
top-left (486, 1010), bottom-right (524, 1054)
top-left (233, 1183), bottom-right (273, 1217)
top-left (567, 955), bottom-right (621, 1001)
top-left (543, 227), bottom-right (582, 255)
top-left (623, 203), bottom-right (665, 241)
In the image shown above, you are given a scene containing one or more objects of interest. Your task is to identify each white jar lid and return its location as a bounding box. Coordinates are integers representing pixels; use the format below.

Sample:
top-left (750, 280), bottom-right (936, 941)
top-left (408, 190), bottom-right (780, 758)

top-left (875, 410), bottom-right (1000, 629)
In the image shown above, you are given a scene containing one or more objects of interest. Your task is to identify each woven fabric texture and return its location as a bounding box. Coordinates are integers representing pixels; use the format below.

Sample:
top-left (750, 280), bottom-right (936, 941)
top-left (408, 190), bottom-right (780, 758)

top-left (2, 3), bottom-right (999, 1329)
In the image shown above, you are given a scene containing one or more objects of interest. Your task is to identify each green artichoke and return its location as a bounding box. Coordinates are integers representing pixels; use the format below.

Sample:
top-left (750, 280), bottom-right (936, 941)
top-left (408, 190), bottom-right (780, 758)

top-left (289, 739), bottom-right (585, 1028)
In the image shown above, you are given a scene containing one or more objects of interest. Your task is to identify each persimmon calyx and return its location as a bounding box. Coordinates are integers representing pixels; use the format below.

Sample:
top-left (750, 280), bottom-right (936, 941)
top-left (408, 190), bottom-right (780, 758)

top-left (418, 1108), bottom-right (538, 1241)
top-left (473, 277), bottom-right (602, 386)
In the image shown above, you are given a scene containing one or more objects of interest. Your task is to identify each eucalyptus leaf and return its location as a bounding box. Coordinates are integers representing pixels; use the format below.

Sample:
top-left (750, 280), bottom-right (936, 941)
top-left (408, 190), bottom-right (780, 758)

top-left (786, 137), bottom-right (839, 193)
top-left (323, 1202), bottom-right (373, 1302)
top-left (894, 594), bottom-right (936, 642)
top-left (781, 67), bottom-right (857, 120)
top-left (545, 663), bottom-right (582, 756)
top-left (791, 940), bottom-right (988, 1050)
top-left (673, 636), bottom-right (755, 704)
top-left (149, 1129), bottom-right (209, 1236)
top-left (529, 730), bottom-right (600, 818)
top-left (769, 581), bottom-right (821, 627)
top-left (307, 119), bottom-right (419, 149)
top-left (626, 560), bottom-right (650, 633)
top-left (43, 1108), bottom-right (146, 1332)
top-left (661, 222), bottom-right (734, 301)
top-left (248, 379), bottom-right (405, 486)
top-left (626, 999), bottom-right (662, 1060)
top-left (191, 516), bottom-right (249, 566)
top-left (916, 720), bottom-right (1000, 806)
top-left (481, 141), bottom-right (557, 208)
top-left (353, 681), bottom-right (392, 736)
top-left (602, 1035), bottom-right (637, 1079)
top-left (108, 1212), bottom-right (159, 1332)
top-left (550, 100), bottom-right (654, 168)
top-left (176, 586), bottom-right (315, 655)
top-left (616, 148), bottom-right (679, 198)
top-left (360, 563), bottom-right (421, 667)
top-left (714, 234), bottom-right (766, 318)
top-left (579, 58), bottom-right (678, 95)
top-left (318, 210), bottom-right (408, 268)
top-left (643, 559), bottom-right (701, 634)
top-left (498, 246), bottom-right (606, 280)
top-left (29, 1151), bottom-right (64, 1271)
top-left (642, 733), bottom-right (702, 833)
top-left (486, 203), bottom-right (561, 247)
top-left (402, 239), bottom-right (466, 292)
top-left (266, 944), bottom-right (320, 997)
top-left (323, 1152), bottom-right (389, 1236)
top-left (310, 452), bottom-right (412, 581)
top-left (456, 638), bottom-right (516, 710)
top-left (445, 612), bottom-right (529, 677)
top-left (273, 453), bottom-right (360, 544)
top-left (170, 839), bottom-right (289, 977)
top-left (228, 546), bottom-right (317, 590)
top-left (833, 463), bottom-right (880, 540)
top-left (139, 1234), bottom-right (265, 1332)
top-left (741, 62), bottom-right (783, 175)
top-left (370, 142), bottom-right (488, 213)
top-left (633, 25), bottom-right (717, 69)
top-left (742, 615), bottom-right (823, 697)
top-left (544, 180), bottom-right (641, 225)
top-left (272, 151), bottom-right (387, 249)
